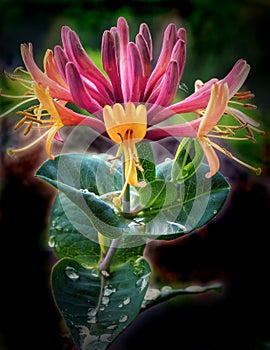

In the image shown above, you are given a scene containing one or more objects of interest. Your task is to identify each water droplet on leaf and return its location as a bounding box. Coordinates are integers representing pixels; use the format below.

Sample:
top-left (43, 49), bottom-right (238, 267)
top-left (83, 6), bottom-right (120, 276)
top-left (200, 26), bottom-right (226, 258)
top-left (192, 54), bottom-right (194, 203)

top-left (104, 285), bottom-right (116, 296)
top-left (144, 288), bottom-right (160, 300)
top-left (102, 296), bottom-right (110, 306)
top-left (100, 334), bottom-right (111, 342)
top-left (65, 266), bottom-right (80, 280)
top-left (119, 315), bottom-right (128, 323)
top-left (160, 285), bottom-right (173, 294)
top-left (123, 297), bottom-right (130, 305)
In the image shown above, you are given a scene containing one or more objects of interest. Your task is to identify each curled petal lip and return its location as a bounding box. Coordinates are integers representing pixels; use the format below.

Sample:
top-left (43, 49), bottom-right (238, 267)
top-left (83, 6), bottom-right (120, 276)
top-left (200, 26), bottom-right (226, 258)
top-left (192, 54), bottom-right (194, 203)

top-left (21, 43), bottom-right (72, 101)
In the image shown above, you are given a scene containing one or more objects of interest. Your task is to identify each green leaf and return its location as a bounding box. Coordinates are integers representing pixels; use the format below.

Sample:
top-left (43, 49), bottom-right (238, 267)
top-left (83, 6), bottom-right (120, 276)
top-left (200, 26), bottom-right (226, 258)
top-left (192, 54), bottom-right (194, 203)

top-left (36, 154), bottom-right (131, 239)
top-left (36, 153), bottom-right (122, 195)
top-left (141, 283), bottom-right (223, 310)
top-left (49, 193), bottom-right (101, 266)
top-left (38, 153), bottom-right (230, 245)
top-left (138, 179), bottom-right (178, 209)
top-left (172, 138), bottom-right (204, 183)
top-left (133, 161), bottom-right (230, 240)
top-left (52, 257), bottom-right (151, 350)
top-left (136, 141), bottom-right (156, 183)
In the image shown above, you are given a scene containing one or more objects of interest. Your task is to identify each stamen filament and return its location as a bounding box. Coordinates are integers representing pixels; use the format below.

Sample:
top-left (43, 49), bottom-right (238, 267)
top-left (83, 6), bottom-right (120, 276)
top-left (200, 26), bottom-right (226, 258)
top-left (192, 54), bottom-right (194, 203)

top-left (7, 127), bottom-right (52, 156)
top-left (210, 140), bottom-right (261, 175)
top-left (0, 92), bottom-right (35, 99)
top-left (113, 145), bottom-right (134, 207)
top-left (207, 134), bottom-right (254, 141)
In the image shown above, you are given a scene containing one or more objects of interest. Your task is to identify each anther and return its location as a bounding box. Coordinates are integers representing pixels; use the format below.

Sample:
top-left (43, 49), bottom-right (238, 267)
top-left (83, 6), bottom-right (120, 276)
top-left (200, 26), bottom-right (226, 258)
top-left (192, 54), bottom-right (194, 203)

top-left (14, 116), bottom-right (27, 130)
top-left (24, 121), bottom-right (33, 135)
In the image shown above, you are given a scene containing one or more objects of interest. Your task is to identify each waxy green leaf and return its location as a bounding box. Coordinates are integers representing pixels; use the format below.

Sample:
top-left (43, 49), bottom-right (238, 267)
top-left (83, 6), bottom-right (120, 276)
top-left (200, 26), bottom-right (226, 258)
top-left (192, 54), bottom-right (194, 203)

top-left (52, 257), bottom-right (151, 350)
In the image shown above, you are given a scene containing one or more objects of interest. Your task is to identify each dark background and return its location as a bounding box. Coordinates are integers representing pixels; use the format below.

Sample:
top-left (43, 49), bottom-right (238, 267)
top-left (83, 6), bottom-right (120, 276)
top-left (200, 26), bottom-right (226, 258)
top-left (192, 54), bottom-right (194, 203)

top-left (1, 0), bottom-right (270, 349)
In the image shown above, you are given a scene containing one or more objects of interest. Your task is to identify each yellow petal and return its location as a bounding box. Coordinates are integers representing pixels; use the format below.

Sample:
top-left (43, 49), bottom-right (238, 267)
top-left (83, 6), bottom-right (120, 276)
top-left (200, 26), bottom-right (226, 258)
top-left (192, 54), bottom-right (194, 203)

top-left (198, 137), bottom-right (220, 178)
top-left (197, 83), bottom-right (229, 136)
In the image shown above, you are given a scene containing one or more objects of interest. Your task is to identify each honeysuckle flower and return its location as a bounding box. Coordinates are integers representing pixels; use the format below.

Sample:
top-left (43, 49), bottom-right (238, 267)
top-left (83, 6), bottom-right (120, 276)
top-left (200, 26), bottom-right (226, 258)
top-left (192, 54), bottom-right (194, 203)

top-left (103, 102), bottom-right (147, 205)
top-left (196, 83), bottom-right (262, 178)
top-left (1, 16), bottom-right (262, 201)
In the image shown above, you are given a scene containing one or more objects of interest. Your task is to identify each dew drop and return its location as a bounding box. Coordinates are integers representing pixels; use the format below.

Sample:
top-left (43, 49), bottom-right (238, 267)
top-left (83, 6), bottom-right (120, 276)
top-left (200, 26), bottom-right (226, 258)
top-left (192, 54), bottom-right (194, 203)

top-left (65, 266), bottom-right (79, 280)
top-left (123, 297), bottom-right (130, 305)
top-left (51, 220), bottom-right (57, 227)
top-left (87, 308), bottom-right (97, 317)
top-left (100, 334), bottom-right (111, 343)
top-left (104, 286), bottom-right (116, 296)
top-left (107, 324), bottom-right (117, 330)
top-left (102, 296), bottom-right (110, 306)
top-left (144, 288), bottom-right (160, 300)
top-left (213, 210), bottom-right (217, 215)
top-left (185, 285), bottom-right (204, 292)
top-left (119, 315), bottom-right (128, 323)
top-left (118, 303), bottom-right (123, 308)
top-left (90, 268), bottom-right (99, 278)
top-left (136, 272), bottom-right (151, 291)
top-left (160, 285), bottom-right (173, 294)
top-left (87, 316), bottom-right (97, 324)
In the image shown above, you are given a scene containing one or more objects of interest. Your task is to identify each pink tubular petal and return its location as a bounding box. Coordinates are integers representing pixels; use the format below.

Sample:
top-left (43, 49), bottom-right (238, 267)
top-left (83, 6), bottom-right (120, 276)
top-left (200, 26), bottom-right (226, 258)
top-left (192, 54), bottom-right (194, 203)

top-left (145, 23), bottom-right (177, 99)
top-left (65, 29), bottom-right (113, 102)
top-left (136, 33), bottom-right (152, 78)
top-left (127, 42), bottom-right (145, 101)
top-left (150, 60), bottom-right (179, 107)
top-left (102, 30), bottom-right (123, 102)
top-left (177, 27), bottom-right (186, 42)
top-left (65, 62), bottom-right (102, 115)
top-left (139, 22), bottom-right (152, 61)
top-left (54, 45), bottom-right (69, 81)
top-left (117, 17), bottom-right (130, 102)
top-left (145, 118), bottom-right (200, 140)
top-left (61, 26), bottom-right (73, 59)
top-left (198, 138), bottom-right (220, 178)
top-left (220, 59), bottom-right (250, 98)
top-left (226, 106), bottom-right (260, 127)
top-left (21, 43), bottom-right (72, 101)
top-left (150, 78), bottom-right (218, 124)
top-left (197, 83), bottom-right (229, 136)
top-left (171, 39), bottom-right (186, 81)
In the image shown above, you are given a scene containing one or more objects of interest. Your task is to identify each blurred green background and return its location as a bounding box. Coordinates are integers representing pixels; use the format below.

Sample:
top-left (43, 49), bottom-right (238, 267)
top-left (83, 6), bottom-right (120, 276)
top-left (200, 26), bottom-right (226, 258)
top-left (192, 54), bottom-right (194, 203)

top-left (0, 0), bottom-right (270, 349)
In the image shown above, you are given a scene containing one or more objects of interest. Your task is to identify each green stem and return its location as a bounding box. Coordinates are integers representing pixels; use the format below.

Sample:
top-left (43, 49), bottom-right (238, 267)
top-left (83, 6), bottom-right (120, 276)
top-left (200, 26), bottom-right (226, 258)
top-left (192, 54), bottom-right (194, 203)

top-left (99, 154), bottom-right (130, 274)
top-left (99, 237), bottom-right (121, 274)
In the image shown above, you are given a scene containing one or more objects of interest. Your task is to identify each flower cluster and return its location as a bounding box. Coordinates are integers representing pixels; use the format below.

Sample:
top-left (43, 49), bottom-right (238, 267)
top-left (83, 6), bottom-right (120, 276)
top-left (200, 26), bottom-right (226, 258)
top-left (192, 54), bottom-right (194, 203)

top-left (1, 17), bottom-right (262, 199)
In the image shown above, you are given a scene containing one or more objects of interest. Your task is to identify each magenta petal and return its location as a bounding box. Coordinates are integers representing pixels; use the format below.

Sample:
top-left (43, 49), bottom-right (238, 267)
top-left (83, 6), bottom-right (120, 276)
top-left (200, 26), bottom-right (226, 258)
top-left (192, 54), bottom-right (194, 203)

top-left (136, 33), bottom-right (151, 79)
top-left (145, 23), bottom-right (177, 98)
top-left (177, 27), bottom-right (186, 42)
top-left (139, 23), bottom-right (152, 61)
top-left (127, 42), bottom-right (145, 101)
top-left (61, 26), bottom-right (73, 59)
top-left (171, 39), bottom-right (186, 81)
top-left (151, 60), bottom-right (179, 107)
top-left (117, 17), bottom-right (130, 101)
top-left (151, 78), bottom-right (219, 124)
top-left (66, 30), bottom-right (113, 102)
top-left (146, 119), bottom-right (200, 141)
top-left (54, 45), bottom-right (68, 81)
top-left (220, 59), bottom-right (250, 97)
top-left (102, 30), bottom-right (123, 102)
top-left (66, 62), bottom-right (102, 115)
